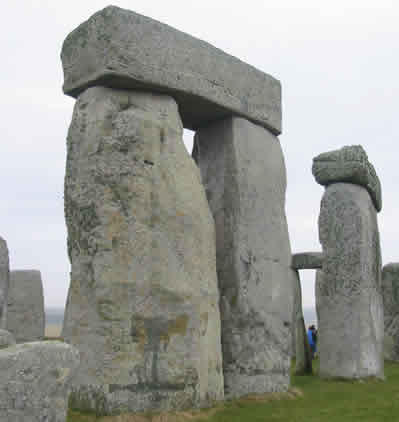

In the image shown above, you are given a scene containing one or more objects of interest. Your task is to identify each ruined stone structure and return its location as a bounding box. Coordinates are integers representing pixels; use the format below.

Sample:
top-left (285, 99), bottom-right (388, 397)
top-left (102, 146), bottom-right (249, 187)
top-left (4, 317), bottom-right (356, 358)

top-left (61, 6), bottom-right (294, 413)
top-left (313, 146), bottom-right (384, 379)
top-left (0, 341), bottom-right (80, 422)
top-left (7, 270), bottom-right (45, 343)
top-left (382, 263), bottom-right (399, 361)
top-left (0, 237), bottom-right (9, 329)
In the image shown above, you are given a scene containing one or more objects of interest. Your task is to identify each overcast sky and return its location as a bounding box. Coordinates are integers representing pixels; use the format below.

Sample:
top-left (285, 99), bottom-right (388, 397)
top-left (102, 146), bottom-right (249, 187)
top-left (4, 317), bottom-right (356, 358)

top-left (1, 0), bottom-right (398, 309)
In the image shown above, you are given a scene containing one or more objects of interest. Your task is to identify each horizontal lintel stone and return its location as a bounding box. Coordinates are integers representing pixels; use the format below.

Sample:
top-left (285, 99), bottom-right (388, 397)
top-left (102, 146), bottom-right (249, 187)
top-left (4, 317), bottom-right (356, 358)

top-left (61, 5), bottom-right (282, 134)
top-left (291, 252), bottom-right (324, 270)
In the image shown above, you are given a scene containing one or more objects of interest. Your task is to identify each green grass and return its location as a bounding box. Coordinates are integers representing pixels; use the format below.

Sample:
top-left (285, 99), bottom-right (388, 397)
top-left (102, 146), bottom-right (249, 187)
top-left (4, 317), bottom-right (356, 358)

top-left (68, 360), bottom-right (399, 422)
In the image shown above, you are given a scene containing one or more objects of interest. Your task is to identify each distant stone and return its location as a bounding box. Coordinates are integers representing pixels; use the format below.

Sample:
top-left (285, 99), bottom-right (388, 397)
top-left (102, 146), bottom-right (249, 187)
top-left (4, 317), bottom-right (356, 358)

top-left (61, 5), bottom-right (281, 134)
top-left (382, 263), bottom-right (399, 361)
top-left (0, 341), bottom-right (79, 422)
top-left (7, 270), bottom-right (45, 343)
top-left (291, 252), bottom-right (323, 270)
top-left (312, 145), bottom-right (382, 212)
top-left (0, 237), bottom-right (9, 329)
top-left (63, 87), bottom-right (223, 414)
top-left (193, 117), bottom-right (294, 397)
top-left (0, 329), bottom-right (15, 349)
top-left (317, 183), bottom-right (384, 379)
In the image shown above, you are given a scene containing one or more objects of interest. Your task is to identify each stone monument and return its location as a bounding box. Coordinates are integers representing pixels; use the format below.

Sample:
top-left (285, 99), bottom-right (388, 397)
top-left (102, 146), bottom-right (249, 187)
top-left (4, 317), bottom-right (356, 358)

top-left (0, 237), bottom-right (9, 330)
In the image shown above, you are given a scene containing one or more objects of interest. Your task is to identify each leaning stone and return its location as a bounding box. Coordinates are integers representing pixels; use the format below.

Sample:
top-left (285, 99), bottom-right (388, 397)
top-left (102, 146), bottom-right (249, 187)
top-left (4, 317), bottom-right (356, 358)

top-left (317, 183), bottom-right (384, 379)
top-left (193, 117), bottom-right (294, 397)
top-left (382, 263), bottom-right (399, 361)
top-left (0, 329), bottom-right (15, 349)
top-left (61, 5), bottom-right (281, 134)
top-left (312, 145), bottom-right (382, 212)
top-left (62, 87), bottom-right (224, 415)
top-left (0, 237), bottom-right (9, 329)
top-left (0, 341), bottom-right (80, 422)
top-left (291, 252), bottom-right (323, 270)
top-left (7, 270), bottom-right (45, 343)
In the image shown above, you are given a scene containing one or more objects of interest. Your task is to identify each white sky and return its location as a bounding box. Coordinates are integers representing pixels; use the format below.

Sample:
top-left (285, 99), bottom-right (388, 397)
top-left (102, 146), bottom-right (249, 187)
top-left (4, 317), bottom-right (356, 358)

top-left (1, 0), bottom-right (398, 308)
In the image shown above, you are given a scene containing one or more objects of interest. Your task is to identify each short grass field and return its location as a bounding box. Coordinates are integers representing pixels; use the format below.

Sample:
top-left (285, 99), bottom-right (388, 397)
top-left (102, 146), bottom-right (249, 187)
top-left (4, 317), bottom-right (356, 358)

top-left (68, 360), bottom-right (399, 422)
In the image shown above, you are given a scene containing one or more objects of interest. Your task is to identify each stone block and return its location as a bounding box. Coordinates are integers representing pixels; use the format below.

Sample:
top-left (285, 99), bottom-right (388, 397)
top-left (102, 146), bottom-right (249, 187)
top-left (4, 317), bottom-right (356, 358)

top-left (0, 341), bottom-right (79, 422)
top-left (312, 145), bottom-right (382, 212)
top-left (61, 6), bottom-right (281, 134)
top-left (7, 270), bottom-right (45, 343)
top-left (0, 237), bottom-right (9, 329)
top-left (291, 252), bottom-right (323, 270)
top-left (0, 329), bottom-right (15, 349)
top-left (193, 117), bottom-right (294, 397)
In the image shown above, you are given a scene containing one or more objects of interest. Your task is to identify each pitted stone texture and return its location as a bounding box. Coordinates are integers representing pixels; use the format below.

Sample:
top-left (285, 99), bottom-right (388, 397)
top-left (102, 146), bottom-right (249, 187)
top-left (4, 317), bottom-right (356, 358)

top-left (291, 270), bottom-right (312, 375)
top-left (61, 6), bottom-right (281, 134)
top-left (0, 341), bottom-right (80, 422)
top-left (382, 263), bottom-right (399, 361)
top-left (317, 183), bottom-right (384, 379)
top-left (7, 270), bottom-right (45, 343)
top-left (62, 87), bottom-right (223, 415)
top-left (0, 329), bottom-right (15, 349)
top-left (193, 117), bottom-right (294, 398)
top-left (291, 252), bottom-right (323, 270)
top-left (0, 237), bottom-right (9, 329)
top-left (312, 145), bottom-right (382, 212)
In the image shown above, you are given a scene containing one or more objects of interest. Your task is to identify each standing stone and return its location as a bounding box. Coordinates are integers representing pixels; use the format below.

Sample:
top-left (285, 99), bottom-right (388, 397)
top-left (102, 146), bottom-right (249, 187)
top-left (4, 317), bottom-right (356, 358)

top-left (291, 270), bottom-right (312, 375)
top-left (0, 237), bottom-right (9, 329)
top-left (7, 270), bottom-right (45, 343)
top-left (317, 183), bottom-right (384, 378)
top-left (193, 117), bottom-right (294, 397)
top-left (62, 87), bottom-right (223, 415)
top-left (382, 263), bottom-right (399, 361)
top-left (0, 329), bottom-right (15, 349)
top-left (0, 341), bottom-right (80, 422)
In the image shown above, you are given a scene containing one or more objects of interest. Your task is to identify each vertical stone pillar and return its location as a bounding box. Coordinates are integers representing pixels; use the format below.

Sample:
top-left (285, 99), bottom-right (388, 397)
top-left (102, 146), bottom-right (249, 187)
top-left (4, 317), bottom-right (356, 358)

top-left (0, 237), bottom-right (9, 329)
top-left (62, 87), bottom-right (223, 415)
top-left (317, 184), bottom-right (383, 378)
top-left (193, 117), bottom-right (294, 397)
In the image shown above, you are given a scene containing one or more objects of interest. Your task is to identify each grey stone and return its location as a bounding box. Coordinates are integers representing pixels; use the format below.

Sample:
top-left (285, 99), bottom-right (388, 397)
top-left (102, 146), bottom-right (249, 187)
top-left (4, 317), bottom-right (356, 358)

top-left (0, 329), bottom-right (15, 349)
top-left (291, 252), bottom-right (323, 270)
top-left (7, 270), bottom-right (45, 343)
top-left (312, 145), bottom-right (382, 212)
top-left (62, 87), bottom-right (224, 415)
top-left (291, 270), bottom-right (312, 375)
top-left (61, 5), bottom-right (281, 134)
top-left (0, 237), bottom-right (9, 329)
top-left (317, 183), bottom-right (384, 379)
top-left (0, 341), bottom-right (80, 422)
top-left (382, 263), bottom-right (399, 361)
top-left (193, 117), bottom-right (294, 398)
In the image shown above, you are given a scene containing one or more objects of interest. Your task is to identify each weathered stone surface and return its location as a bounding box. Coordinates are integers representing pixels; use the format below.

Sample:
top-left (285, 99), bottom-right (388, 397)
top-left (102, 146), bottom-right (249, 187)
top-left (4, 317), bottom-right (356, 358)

top-left (61, 6), bottom-right (281, 134)
top-left (62, 87), bottom-right (223, 415)
top-left (7, 270), bottom-right (45, 343)
top-left (291, 270), bottom-right (312, 375)
top-left (0, 341), bottom-right (80, 422)
top-left (312, 145), bottom-right (382, 212)
top-left (317, 183), bottom-right (384, 379)
top-left (0, 237), bottom-right (9, 329)
top-left (0, 329), bottom-right (15, 349)
top-left (193, 117), bottom-right (294, 397)
top-left (291, 252), bottom-right (323, 270)
top-left (382, 263), bottom-right (399, 361)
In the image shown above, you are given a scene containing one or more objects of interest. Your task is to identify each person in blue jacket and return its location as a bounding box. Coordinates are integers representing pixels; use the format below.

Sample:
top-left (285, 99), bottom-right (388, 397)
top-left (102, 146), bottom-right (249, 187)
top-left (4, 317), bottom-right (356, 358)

top-left (307, 325), bottom-right (317, 359)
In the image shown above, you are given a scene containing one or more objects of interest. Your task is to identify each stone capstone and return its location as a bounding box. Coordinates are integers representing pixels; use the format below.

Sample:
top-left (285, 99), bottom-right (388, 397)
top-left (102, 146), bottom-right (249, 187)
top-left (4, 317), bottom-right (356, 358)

top-left (7, 270), bottom-right (45, 343)
top-left (62, 87), bottom-right (224, 415)
top-left (0, 341), bottom-right (80, 422)
top-left (291, 252), bottom-right (323, 270)
top-left (382, 263), bottom-right (399, 361)
top-left (0, 237), bottom-right (9, 329)
top-left (61, 5), bottom-right (281, 134)
top-left (317, 183), bottom-right (384, 379)
top-left (312, 145), bottom-right (382, 212)
top-left (0, 329), bottom-right (15, 349)
top-left (193, 116), bottom-right (294, 397)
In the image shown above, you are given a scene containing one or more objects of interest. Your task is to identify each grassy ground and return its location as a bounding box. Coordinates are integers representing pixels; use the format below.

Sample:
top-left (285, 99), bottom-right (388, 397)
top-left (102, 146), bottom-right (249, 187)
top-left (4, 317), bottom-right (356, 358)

top-left (68, 360), bottom-right (399, 422)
